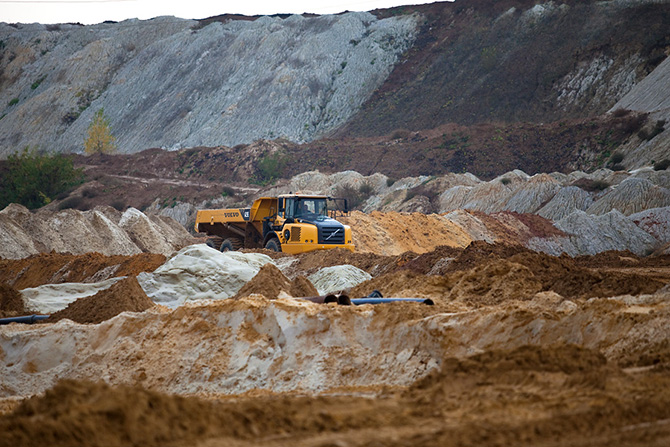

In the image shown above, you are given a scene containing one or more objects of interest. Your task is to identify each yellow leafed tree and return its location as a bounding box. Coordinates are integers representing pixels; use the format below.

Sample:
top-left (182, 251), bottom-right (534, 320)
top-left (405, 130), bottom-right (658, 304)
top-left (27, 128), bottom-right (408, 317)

top-left (84, 108), bottom-right (117, 154)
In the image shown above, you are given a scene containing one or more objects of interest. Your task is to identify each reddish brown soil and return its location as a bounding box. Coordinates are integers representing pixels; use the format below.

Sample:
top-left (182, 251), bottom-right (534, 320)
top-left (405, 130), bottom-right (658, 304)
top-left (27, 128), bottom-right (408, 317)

top-left (350, 241), bottom-right (668, 302)
top-left (48, 276), bottom-right (155, 325)
top-left (40, 115), bottom-right (648, 213)
top-left (0, 252), bottom-right (166, 289)
top-left (233, 263), bottom-right (318, 299)
top-left (0, 283), bottom-right (26, 318)
top-left (3, 344), bottom-right (670, 447)
top-left (395, 245), bottom-right (463, 275)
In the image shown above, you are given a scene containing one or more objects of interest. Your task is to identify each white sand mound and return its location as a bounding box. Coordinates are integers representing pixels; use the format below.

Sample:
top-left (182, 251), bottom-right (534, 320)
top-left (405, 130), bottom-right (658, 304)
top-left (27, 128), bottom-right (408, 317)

top-left (308, 265), bottom-right (372, 295)
top-left (136, 244), bottom-right (274, 308)
top-left (20, 277), bottom-right (124, 314)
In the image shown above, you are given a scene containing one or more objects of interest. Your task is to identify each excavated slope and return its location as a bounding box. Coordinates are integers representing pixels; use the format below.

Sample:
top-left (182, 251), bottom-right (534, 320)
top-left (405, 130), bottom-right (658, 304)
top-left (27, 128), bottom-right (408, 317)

top-left (0, 13), bottom-right (418, 155)
top-left (1, 290), bottom-right (669, 398)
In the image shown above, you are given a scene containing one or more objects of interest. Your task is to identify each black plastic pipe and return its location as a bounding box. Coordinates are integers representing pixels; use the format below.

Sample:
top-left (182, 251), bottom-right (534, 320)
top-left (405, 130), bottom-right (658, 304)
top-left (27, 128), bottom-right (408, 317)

top-left (351, 298), bottom-right (434, 305)
top-left (0, 314), bottom-right (50, 325)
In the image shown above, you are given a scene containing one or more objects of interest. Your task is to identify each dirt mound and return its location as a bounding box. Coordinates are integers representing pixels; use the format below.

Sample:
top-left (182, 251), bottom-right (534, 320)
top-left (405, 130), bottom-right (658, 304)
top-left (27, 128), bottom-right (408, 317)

top-left (283, 247), bottom-right (401, 277)
top-left (351, 242), bottom-right (666, 302)
top-left (573, 249), bottom-right (642, 267)
top-left (444, 344), bottom-right (607, 376)
top-left (349, 270), bottom-right (450, 300)
top-left (289, 275), bottom-right (319, 298)
top-left (0, 252), bottom-right (166, 290)
top-left (507, 250), bottom-right (664, 299)
top-left (443, 240), bottom-right (529, 273)
top-left (339, 210), bottom-right (473, 255)
top-left (49, 276), bottom-right (155, 324)
top-left (233, 263), bottom-right (318, 299)
top-left (0, 283), bottom-right (26, 318)
top-left (0, 380), bottom-right (224, 447)
top-left (396, 245), bottom-right (463, 275)
top-left (5, 343), bottom-right (670, 447)
top-left (448, 260), bottom-right (543, 306)
top-left (414, 345), bottom-right (608, 395)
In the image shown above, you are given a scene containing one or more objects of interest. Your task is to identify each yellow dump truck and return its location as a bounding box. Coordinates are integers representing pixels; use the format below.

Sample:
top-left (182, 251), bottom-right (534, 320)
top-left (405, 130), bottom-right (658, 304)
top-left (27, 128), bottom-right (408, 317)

top-left (194, 193), bottom-right (354, 254)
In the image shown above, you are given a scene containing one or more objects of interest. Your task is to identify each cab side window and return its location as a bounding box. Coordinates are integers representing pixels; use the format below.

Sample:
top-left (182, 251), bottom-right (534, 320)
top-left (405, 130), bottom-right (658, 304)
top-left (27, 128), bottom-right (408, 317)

top-left (285, 198), bottom-right (295, 219)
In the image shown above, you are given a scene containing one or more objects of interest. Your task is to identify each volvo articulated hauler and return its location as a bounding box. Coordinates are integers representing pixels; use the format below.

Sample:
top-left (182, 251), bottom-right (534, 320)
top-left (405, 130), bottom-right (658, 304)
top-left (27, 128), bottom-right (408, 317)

top-left (194, 193), bottom-right (355, 254)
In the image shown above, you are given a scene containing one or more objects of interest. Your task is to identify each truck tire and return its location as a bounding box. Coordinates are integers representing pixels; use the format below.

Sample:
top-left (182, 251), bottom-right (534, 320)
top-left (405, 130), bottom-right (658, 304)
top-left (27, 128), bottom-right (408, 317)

top-left (264, 238), bottom-right (281, 252)
top-left (221, 237), bottom-right (243, 252)
top-left (205, 236), bottom-right (223, 251)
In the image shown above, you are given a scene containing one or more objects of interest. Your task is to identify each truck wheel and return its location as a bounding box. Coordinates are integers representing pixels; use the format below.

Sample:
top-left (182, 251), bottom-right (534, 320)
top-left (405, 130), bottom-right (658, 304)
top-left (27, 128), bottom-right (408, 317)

top-left (221, 237), bottom-right (243, 252)
top-left (264, 238), bottom-right (281, 252)
top-left (205, 236), bottom-right (223, 251)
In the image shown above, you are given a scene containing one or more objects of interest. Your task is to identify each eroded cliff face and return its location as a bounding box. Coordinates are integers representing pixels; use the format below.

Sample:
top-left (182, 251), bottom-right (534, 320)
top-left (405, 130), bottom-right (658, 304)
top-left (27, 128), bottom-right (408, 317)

top-left (1, 0), bottom-right (669, 164)
top-left (0, 12), bottom-right (418, 155)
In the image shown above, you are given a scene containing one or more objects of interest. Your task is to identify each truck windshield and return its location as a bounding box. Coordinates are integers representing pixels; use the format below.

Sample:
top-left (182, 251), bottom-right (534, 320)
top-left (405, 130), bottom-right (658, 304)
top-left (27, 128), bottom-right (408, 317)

top-left (291, 198), bottom-right (328, 219)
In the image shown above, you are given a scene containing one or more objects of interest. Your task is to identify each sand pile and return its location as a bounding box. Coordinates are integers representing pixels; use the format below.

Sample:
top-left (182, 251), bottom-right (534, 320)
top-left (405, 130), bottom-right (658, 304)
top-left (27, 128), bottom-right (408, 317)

top-left (233, 263), bottom-right (318, 299)
top-left (137, 244), bottom-right (273, 308)
top-left (0, 252), bottom-right (166, 289)
top-left (394, 245), bottom-right (463, 275)
top-left (20, 278), bottom-right (124, 314)
top-left (307, 265), bottom-right (372, 295)
top-left (339, 210), bottom-right (473, 255)
top-left (49, 277), bottom-right (155, 324)
top-left (4, 343), bottom-right (670, 447)
top-left (276, 247), bottom-right (400, 278)
top-left (0, 284), bottom-right (26, 318)
top-left (447, 260), bottom-right (543, 306)
top-left (350, 241), bottom-right (666, 301)
top-left (0, 380), bottom-right (224, 447)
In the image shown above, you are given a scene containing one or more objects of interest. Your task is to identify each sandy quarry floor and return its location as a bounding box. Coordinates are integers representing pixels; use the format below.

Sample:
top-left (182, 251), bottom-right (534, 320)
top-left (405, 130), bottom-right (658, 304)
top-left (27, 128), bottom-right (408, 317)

top-left (1, 243), bottom-right (670, 447)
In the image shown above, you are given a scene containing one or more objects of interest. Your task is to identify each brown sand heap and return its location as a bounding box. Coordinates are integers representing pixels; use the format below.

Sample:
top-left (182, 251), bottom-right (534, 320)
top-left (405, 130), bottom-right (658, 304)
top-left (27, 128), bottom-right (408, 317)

top-left (339, 210), bottom-right (473, 255)
top-left (0, 252), bottom-right (166, 290)
top-left (49, 276), bottom-right (156, 324)
top-left (5, 343), bottom-right (670, 447)
top-left (279, 247), bottom-right (403, 278)
top-left (233, 263), bottom-right (318, 299)
top-left (0, 380), bottom-right (227, 447)
top-left (351, 241), bottom-right (666, 303)
top-left (0, 283), bottom-right (27, 318)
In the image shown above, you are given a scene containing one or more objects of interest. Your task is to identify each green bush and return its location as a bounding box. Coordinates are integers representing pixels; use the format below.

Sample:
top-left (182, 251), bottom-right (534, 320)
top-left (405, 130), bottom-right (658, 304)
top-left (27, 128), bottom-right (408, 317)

top-left (8, 98), bottom-right (18, 107)
top-left (334, 184), bottom-right (370, 210)
top-left (0, 148), bottom-right (84, 210)
top-left (111, 200), bottom-right (127, 211)
top-left (358, 181), bottom-right (374, 196)
top-left (572, 178), bottom-right (609, 192)
top-left (654, 159), bottom-right (670, 171)
top-left (390, 129), bottom-right (411, 140)
top-left (639, 120), bottom-right (666, 141)
top-left (221, 186), bottom-right (236, 197)
top-left (612, 108), bottom-right (631, 118)
top-left (31, 75), bottom-right (46, 90)
top-left (82, 188), bottom-right (98, 198)
top-left (405, 184), bottom-right (439, 203)
top-left (609, 152), bottom-right (624, 165)
top-left (254, 152), bottom-right (286, 185)
top-left (58, 195), bottom-right (86, 210)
